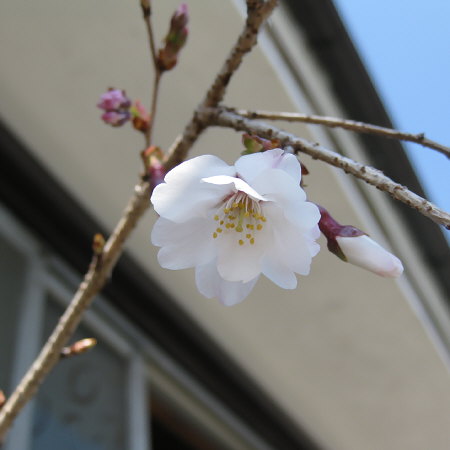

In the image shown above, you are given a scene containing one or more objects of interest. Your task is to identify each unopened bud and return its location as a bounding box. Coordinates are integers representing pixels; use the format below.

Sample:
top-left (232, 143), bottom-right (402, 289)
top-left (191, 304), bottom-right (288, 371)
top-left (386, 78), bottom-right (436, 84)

top-left (61, 338), bottom-right (97, 359)
top-left (97, 88), bottom-right (131, 112)
top-left (157, 3), bottom-right (189, 71)
top-left (170, 3), bottom-right (189, 30)
top-left (101, 111), bottom-right (130, 127)
top-left (131, 100), bottom-right (151, 133)
top-left (92, 233), bottom-right (105, 255)
top-left (97, 88), bottom-right (131, 127)
top-left (241, 134), bottom-right (281, 154)
top-left (140, 0), bottom-right (151, 17)
top-left (141, 146), bottom-right (166, 189)
top-left (318, 205), bottom-right (403, 277)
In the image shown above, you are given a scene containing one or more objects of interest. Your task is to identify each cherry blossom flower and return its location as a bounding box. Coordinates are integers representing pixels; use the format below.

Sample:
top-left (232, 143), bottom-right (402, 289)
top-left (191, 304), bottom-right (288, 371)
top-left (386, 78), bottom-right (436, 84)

top-left (151, 149), bottom-right (321, 306)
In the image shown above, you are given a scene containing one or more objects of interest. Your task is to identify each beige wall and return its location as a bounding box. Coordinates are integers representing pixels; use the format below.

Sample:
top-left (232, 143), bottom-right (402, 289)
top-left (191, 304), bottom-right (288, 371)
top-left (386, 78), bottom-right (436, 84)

top-left (1, 1), bottom-right (449, 449)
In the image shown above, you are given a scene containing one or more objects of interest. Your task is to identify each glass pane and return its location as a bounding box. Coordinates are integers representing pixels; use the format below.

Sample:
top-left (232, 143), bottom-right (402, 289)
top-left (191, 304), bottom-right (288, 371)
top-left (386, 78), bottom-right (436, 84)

top-left (0, 233), bottom-right (27, 392)
top-left (31, 298), bottom-right (127, 450)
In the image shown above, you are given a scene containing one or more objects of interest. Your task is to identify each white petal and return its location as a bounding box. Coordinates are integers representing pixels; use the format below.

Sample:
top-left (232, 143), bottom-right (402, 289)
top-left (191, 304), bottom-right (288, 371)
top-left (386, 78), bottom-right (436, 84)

top-left (262, 203), bottom-right (319, 276)
top-left (202, 175), bottom-right (266, 202)
top-left (195, 262), bottom-right (258, 306)
top-left (151, 217), bottom-right (216, 270)
top-left (215, 224), bottom-right (271, 282)
top-left (235, 149), bottom-right (301, 184)
top-left (151, 155), bottom-right (234, 223)
top-left (261, 252), bottom-right (298, 289)
top-left (337, 235), bottom-right (404, 277)
top-left (251, 169), bottom-right (320, 229)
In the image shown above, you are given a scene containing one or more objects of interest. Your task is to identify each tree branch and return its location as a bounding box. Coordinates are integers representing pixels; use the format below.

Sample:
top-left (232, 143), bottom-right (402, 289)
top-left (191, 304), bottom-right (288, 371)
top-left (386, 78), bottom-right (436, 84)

top-left (0, 180), bottom-right (152, 440)
top-left (163, 0), bottom-right (278, 171)
top-left (201, 107), bottom-right (450, 229)
top-left (227, 107), bottom-right (450, 159)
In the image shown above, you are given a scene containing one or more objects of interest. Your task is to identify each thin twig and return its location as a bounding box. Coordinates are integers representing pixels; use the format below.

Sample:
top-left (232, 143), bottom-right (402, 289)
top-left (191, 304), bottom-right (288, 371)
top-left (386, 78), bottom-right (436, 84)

top-left (148, 70), bottom-right (162, 145)
top-left (163, 0), bottom-right (278, 171)
top-left (228, 107), bottom-right (450, 159)
top-left (141, 0), bottom-right (157, 68)
top-left (0, 180), bottom-right (151, 439)
top-left (201, 107), bottom-right (450, 229)
top-left (141, 1), bottom-right (161, 147)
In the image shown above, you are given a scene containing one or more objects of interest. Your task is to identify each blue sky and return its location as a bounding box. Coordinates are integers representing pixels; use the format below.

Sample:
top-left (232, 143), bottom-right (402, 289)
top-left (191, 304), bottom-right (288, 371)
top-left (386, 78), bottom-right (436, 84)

top-left (333, 0), bottom-right (450, 237)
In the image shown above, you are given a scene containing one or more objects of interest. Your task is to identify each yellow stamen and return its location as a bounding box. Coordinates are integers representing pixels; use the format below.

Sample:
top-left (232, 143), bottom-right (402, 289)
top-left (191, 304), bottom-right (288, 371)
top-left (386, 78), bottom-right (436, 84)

top-left (213, 232), bottom-right (218, 238)
top-left (250, 238), bottom-right (255, 245)
top-left (238, 239), bottom-right (244, 246)
top-left (256, 224), bottom-right (263, 230)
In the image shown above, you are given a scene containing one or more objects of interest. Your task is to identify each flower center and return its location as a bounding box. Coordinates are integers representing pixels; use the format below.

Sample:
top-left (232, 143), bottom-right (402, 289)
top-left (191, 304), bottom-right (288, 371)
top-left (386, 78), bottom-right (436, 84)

top-left (212, 191), bottom-right (266, 246)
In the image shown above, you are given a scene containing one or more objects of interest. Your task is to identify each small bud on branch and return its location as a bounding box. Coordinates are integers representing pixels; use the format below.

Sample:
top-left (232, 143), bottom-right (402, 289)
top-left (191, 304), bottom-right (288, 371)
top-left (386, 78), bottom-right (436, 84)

top-left (60, 338), bottom-right (97, 359)
top-left (140, 0), bottom-right (151, 18)
top-left (157, 4), bottom-right (189, 71)
top-left (131, 100), bottom-right (151, 134)
top-left (92, 233), bottom-right (105, 256)
top-left (317, 205), bottom-right (403, 277)
top-left (241, 133), bottom-right (280, 154)
top-left (141, 146), bottom-right (166, 189)
top-left (97, 88), bottom-right (131, 127)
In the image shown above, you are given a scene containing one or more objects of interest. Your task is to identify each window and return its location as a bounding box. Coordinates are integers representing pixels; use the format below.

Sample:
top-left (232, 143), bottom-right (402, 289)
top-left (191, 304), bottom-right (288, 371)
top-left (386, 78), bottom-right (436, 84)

top-left (0, 204), bottom-right (277, 450)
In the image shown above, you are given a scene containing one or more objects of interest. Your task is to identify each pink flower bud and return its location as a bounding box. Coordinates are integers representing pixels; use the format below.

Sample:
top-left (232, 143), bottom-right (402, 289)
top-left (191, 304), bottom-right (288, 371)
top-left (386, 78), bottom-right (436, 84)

top-left (157, 4), bottom-right (189, 71)
top-left (130, 100), bottom-right (151, 133)
top-left (171, 3), bottom-right (188, 30)
top-left (97, 88), bottom-right (131, 111)
top-left (336, 235), bottom-right (404, 277)
top-left (149, 159), bottom-right (166, 190)
top-left (101, 111), bottom-right (130, 127)
top-left (317, 205), bottom-right (403, 278)
top-left (141, 146), bottom-right (166, 189)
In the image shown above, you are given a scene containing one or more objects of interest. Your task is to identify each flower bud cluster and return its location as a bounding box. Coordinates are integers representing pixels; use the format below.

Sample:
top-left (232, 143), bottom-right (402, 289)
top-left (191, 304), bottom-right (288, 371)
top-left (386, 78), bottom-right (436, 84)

top-left (157, 4), bottom-right (189, 71)
top-left (97, 88), bottom-right (131, 127)
top-left (97, 89), bottom-right (151, 134)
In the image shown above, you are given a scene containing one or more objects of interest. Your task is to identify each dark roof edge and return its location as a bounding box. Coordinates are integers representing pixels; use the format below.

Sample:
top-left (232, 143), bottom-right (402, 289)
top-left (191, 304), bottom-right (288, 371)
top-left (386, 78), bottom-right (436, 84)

top-left (282, 0), bottom-right (450, 297)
